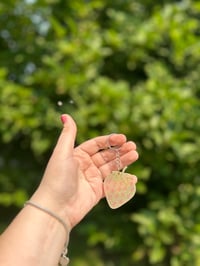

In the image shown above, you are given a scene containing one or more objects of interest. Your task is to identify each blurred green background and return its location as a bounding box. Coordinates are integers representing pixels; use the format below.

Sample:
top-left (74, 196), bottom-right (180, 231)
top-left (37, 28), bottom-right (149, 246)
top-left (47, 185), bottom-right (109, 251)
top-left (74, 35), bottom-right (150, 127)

top-left (1, 0), bottom-right (200, 265)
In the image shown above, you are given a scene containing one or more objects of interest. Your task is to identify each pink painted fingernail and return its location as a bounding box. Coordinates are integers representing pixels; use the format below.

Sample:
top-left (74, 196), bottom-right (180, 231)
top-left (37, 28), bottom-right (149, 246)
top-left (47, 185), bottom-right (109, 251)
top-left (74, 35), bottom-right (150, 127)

top-left (61, 114), bottom-right (67, 124)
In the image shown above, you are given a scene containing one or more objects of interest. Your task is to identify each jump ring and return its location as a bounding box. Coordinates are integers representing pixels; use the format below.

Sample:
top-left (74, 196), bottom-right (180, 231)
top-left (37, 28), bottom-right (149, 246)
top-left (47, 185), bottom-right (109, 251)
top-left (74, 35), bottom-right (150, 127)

top-left (107, 133), bottom-right (120, 150)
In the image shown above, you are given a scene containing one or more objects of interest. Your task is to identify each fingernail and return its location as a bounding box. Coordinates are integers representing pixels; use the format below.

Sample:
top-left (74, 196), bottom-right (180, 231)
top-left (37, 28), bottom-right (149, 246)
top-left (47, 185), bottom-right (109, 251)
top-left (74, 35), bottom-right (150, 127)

top-left (61, 114), bottom-right (67, 124)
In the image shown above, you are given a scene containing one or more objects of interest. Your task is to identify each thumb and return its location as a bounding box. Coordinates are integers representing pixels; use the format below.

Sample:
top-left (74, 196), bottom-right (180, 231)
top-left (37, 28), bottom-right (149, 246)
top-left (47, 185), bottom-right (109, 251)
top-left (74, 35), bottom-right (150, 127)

top-left (53, 114), bottom-right (77, 158)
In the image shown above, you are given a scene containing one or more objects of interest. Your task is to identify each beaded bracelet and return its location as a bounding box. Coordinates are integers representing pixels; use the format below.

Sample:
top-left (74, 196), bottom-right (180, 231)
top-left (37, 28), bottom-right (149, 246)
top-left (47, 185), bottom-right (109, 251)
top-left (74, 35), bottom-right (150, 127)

top-left (24, 201), bottom-right (70, 265)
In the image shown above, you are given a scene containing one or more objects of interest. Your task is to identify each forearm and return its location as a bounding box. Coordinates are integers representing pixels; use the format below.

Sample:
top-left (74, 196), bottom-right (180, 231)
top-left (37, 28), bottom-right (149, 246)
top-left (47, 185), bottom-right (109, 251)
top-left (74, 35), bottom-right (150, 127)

top-left (0, 197), bottom-right (70, 266)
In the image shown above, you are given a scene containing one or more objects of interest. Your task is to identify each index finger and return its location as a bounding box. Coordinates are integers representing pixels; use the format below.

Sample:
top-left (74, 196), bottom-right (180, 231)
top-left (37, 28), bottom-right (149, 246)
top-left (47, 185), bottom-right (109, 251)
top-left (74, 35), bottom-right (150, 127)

top-left (76, 134), bottom-right (127, 156)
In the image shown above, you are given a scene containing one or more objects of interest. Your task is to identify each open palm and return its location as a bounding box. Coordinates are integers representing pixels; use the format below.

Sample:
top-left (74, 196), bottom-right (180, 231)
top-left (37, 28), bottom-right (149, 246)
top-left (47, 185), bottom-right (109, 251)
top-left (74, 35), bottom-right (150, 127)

top-left (38, 115), bottom-right (138, 229)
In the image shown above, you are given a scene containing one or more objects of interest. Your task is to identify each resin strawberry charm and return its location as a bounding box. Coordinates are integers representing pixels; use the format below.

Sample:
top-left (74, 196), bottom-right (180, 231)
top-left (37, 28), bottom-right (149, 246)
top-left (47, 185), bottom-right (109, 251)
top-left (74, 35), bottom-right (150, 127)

top-left (104, 170), bottom-right (137, 209)
top-left (103, 134), bottom-right (137, 209)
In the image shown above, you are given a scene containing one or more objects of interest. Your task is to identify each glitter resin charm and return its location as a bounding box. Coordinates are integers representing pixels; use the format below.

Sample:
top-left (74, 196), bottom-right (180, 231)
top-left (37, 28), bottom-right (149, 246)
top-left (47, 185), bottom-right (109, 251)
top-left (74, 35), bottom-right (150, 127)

top-left (104, 171), bottom-right (136, 209)
top-left (59, 256), bottom-right (69, 266)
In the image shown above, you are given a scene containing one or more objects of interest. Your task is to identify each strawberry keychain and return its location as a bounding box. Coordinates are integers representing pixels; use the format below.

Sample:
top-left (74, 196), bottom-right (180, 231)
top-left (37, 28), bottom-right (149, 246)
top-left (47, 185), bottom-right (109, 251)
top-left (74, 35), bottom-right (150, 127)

top-left (103, 135), bottom-right (137, 209)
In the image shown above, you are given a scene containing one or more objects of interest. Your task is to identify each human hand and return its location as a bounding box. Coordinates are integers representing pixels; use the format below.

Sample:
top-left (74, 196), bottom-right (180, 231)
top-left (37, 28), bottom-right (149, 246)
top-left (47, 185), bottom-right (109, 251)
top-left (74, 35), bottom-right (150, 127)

top-left (32, 114), bottom-right (138, 230)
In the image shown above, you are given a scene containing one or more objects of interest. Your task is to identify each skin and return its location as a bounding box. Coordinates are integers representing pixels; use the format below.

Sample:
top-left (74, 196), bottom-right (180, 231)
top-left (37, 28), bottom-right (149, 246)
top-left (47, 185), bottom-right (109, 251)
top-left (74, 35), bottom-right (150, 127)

top-left (0, 114), bottom-right (138, 266)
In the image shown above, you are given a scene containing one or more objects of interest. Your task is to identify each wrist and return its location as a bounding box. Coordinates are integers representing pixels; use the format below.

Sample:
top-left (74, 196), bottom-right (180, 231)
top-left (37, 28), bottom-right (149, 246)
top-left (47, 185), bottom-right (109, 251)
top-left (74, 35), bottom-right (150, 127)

top-left (30, 187), bottom-right (72, 232)
top-left (24, 200), bottom-right (70, 265)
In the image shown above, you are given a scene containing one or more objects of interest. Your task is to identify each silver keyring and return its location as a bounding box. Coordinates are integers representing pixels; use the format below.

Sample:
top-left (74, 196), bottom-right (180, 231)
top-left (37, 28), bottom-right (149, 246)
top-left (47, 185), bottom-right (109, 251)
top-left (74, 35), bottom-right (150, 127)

top-left (107, 134), bottom-right (121, 170)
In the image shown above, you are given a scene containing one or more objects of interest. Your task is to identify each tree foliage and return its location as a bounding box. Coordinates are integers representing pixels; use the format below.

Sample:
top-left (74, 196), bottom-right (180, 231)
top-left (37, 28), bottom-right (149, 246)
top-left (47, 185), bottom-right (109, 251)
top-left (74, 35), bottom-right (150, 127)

top-left (1, 0), bottom-right (200, 265)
